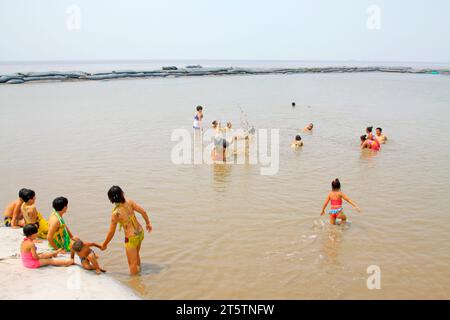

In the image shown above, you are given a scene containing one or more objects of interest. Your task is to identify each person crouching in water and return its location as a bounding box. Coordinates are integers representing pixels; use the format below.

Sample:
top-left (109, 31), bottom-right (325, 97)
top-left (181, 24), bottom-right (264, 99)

top-left (360, 134), bottom-right (380, 151)
top-left (320, 178), bottom-right (361, 225)
top-left (101, 186), bottom-right (153, 275)
top-left (21, 224), bottom-right (73, 269)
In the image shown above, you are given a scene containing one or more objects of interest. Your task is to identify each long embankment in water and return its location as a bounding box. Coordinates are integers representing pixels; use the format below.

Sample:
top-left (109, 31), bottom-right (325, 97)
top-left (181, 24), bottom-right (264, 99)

top-left (0, 226), bottom-right (141, 299)
top-left (0, 66), bottom-right (449, 84)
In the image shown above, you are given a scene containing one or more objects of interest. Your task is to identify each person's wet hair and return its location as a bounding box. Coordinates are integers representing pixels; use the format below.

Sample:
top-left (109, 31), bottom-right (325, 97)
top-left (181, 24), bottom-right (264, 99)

top-left (108, 186), bottom-right (126, 204)
top-left (331, 178), bottom-right (341, 191)
top-left (72, 240), bottom-right (84, 252)
top-left (20, 189), bottom-right (35, 202)
top-left (53, 197), bottom-right (68, 212)
top-left (376, 127), bottom-right (382, 132)
top-left (212, 120), bottom-right (218, 128)
top-left (196, 105), bottom-right (203, 112)
top-left (366, 126), bottom-right (373, 133)
top-left (292, 102), bottom-right (296, 107)
top-left (295, 135), bottom-right (302, 141)
top-left (23, 224), bottom-right (38, 237)
top-left (360, 134), bottom-right (367, 142)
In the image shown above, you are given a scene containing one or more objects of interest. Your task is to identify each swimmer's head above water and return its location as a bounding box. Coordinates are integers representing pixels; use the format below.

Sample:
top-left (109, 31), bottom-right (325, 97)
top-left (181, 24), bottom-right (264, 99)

top-left (295, 135), bottom-right (302, 141)
top-left (227, 122), bottom-right (232, 129)
top-left (196, 105), bottom-right (203, 112)
top-left (376, 127), bottom-right (382, 135)
top-left (307, 123), bottom-right (314, 130)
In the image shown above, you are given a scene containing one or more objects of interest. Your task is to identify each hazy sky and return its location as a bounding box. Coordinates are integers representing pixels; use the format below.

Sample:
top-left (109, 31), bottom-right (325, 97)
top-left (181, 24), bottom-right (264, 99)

top-left (1, 0), bottom-right (449, 62)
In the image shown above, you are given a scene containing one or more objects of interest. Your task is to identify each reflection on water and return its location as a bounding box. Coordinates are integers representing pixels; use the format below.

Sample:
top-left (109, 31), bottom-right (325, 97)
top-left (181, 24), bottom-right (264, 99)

top-left (1, 73), bottom-right (450, 299)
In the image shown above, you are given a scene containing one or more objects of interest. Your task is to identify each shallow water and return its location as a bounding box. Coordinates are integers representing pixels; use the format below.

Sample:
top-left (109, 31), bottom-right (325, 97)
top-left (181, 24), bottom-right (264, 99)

top-left (1, 72), bottom-right (449, 299)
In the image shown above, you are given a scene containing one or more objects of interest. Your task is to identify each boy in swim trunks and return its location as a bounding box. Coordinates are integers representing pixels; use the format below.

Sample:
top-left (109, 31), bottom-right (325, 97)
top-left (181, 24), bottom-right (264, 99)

top-left (321, 178), bottom-right (361, 225)
top-left (3, 188), bottom-right (27, 227)
top-left (21, 224), bottom-right (73, 269)
top-left (71, 239), bottom-right (106, 274)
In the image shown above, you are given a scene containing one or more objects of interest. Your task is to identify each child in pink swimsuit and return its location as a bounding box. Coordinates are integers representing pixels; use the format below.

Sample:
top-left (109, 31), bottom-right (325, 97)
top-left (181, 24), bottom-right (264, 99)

top-left (321, 178), bottom-right (361, 225)
top-left (21, 224), bottom-right (74, 269)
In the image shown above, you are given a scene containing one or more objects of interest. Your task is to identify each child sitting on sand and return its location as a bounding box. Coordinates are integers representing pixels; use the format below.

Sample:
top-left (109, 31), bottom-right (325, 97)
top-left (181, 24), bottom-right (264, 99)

top-left (20, 189), bottom-right (49, 239)
top-left (3, 188), bottom-right (27, 227)
top-left (320, 178), bottom-right (361, 225)
top-left (291, 135), bottom-right (304, 148)
top-left (21, 224), bottom-right (74, 269)
top-left (71, 239), bottom-right (106, 274)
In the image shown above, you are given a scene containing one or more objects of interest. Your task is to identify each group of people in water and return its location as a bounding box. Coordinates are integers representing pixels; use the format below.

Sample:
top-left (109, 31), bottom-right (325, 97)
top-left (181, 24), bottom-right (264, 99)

top-left (193, 105), bottom-right (256, 162)
top-left (194, 105), bottom-right (390, 226)
top-left (0, 105), bottom-right (387, 275)
top-left (3, 186), bottom-right (152, 275)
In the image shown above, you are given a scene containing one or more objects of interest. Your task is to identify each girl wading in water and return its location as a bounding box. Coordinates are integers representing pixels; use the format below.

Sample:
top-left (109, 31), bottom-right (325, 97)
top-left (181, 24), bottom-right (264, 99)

top-left (101, 186), bottom-right (153, 275)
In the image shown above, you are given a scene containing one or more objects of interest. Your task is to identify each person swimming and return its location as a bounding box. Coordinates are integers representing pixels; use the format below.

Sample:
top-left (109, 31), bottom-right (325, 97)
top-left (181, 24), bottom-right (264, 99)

top-left (320, 178), bottom-right (361, 225)
top-left (303, 123), bottom-right (314, 132)
top-left (291, 135), bottom-right (304, 148)
top-left (361, 134), bottom-right (380, 151)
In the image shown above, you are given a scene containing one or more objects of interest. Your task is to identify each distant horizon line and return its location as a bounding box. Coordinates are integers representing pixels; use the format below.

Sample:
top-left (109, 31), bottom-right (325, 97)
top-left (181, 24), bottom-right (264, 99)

top-left (1, 59), bottom-right (450, 66)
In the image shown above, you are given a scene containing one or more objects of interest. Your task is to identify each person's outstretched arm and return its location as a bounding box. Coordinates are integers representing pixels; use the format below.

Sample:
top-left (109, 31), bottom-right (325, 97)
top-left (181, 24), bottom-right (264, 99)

top-left (321, 194), bottom-right (330, 216)
top-left (131, 200), bottom-right (152, 232)
top-left (101, 215), bottom-right (118, 250)
top-left (342, 193), bottom-right (361, 212)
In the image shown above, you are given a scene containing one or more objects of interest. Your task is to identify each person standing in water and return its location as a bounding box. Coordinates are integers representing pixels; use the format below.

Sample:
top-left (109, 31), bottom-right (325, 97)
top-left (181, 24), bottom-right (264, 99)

top-left (193, 105), bottom-right (203, 131)
top-left (360, 134), bottom-right (381, 151)
top-left (101, 186), bottom-right (153, 275)
top-left (321, 178), bottom-right (361, 225)
top-left (375, 127), bottom-right (388, 144)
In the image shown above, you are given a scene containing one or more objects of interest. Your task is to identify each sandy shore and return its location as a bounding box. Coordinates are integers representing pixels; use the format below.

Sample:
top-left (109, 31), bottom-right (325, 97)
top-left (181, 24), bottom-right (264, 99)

top-left (0, 226), bottom-right (141, 300)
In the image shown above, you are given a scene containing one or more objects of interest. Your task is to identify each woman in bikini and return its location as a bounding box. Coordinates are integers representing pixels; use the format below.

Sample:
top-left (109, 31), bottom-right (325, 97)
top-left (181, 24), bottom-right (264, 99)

top-left (321, 178), bottom-right (361, 225)
top-left (101, 186), bottom-right (153, 275)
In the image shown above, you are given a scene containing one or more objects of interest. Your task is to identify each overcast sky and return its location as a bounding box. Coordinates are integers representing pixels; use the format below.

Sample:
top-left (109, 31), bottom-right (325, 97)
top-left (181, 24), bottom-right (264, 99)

top-left (1, 0), bottom-right (449, 62)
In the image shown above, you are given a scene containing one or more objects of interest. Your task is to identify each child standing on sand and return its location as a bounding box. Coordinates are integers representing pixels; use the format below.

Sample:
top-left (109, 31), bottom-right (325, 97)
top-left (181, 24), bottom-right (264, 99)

top-left (21, 224), bottom-right (73, 269)
top-left (321, 178), bottom-right (361, 225)
top-left (3, 188), bottom-right (27, 227)
top-left (71, 239), bottom-right (106, 274)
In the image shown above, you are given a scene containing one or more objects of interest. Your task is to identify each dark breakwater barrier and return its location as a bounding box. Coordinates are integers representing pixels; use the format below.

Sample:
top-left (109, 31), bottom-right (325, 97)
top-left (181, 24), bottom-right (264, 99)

top-left (0, 66), bottom-right (448, 85)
